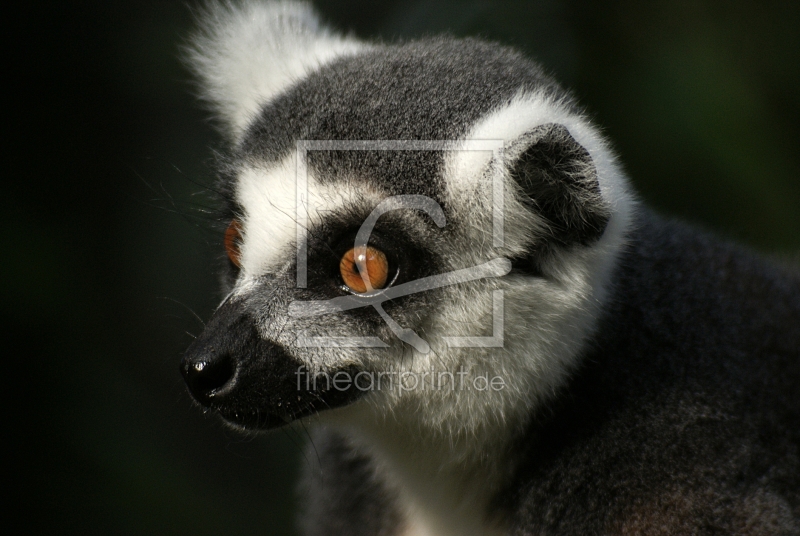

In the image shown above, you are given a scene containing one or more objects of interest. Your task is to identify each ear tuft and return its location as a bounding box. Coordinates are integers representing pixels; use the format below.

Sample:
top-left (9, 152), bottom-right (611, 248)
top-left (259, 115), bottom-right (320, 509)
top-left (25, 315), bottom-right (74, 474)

top-left (509, 123), bottom-right (611, 247)
top-left (185, 1), bottom-right (365, 140)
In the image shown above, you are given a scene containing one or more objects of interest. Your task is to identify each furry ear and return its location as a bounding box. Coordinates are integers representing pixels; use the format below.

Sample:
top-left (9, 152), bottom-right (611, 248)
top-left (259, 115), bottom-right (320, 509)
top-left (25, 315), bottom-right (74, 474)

top-left (186, 1), bottom-right (365, 140)
top-left (508, 123), bottom-right (611, 246)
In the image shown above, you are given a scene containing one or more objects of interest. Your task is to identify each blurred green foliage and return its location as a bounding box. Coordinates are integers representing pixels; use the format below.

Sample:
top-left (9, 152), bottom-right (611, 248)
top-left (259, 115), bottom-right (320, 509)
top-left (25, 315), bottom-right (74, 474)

top-left (7, 1), bottom-right (799, 535)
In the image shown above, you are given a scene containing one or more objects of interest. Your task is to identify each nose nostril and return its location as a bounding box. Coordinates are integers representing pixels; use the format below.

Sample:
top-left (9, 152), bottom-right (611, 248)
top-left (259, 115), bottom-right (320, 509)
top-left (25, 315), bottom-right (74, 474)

top-left (181, 353), bottom-right (235, 406)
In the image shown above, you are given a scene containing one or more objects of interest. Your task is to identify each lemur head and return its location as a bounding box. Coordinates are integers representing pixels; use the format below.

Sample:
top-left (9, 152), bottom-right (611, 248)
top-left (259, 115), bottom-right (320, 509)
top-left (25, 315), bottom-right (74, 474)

top-left (181, 1), bottom-right (633, 442)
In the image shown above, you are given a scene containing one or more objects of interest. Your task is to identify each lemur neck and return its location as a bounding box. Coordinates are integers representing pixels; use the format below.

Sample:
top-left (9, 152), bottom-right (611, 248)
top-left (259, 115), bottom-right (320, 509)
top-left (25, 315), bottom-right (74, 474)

top-left (345, 410), bottom-right (513, 536)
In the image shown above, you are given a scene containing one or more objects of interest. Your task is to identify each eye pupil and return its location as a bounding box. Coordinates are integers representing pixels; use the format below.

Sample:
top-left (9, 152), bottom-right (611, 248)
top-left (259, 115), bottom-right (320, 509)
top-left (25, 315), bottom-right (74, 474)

top-left (340, 246), bottom-right (389, 293)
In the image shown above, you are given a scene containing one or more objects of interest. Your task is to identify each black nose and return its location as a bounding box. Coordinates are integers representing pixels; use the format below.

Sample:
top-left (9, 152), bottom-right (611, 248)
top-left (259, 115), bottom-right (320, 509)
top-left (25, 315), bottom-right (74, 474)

top-left (180, 352), bottom-right (235, 407)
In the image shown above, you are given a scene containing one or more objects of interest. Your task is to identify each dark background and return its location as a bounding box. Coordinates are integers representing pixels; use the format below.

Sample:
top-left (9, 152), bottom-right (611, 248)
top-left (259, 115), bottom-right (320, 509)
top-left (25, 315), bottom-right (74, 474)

top-left (7, 1), bottom-right (799, 534)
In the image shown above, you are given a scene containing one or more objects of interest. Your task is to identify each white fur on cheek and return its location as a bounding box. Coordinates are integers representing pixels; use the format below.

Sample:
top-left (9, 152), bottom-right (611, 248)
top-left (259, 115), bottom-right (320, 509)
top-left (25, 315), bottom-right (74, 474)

top-left (403, 90), bottom-right (638, 447)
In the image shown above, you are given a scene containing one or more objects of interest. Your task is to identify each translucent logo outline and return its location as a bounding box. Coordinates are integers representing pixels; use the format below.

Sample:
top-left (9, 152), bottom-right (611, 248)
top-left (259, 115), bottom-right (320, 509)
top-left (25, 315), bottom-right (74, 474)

top-left (291, 140), bottom-right (507, 352)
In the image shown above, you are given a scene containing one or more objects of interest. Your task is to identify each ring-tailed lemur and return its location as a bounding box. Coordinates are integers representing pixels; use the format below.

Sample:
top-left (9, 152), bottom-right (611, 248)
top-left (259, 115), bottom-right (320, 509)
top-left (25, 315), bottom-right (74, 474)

top-left (180, 2), bottom-right (800, 534)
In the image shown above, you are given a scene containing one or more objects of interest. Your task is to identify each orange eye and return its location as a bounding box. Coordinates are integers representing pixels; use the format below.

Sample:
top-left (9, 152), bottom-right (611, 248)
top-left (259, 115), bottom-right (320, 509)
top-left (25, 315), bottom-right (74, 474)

top-left (224, 220), bottom-right (242, 267)
top-left (339, 246), bottom-right (389, 293)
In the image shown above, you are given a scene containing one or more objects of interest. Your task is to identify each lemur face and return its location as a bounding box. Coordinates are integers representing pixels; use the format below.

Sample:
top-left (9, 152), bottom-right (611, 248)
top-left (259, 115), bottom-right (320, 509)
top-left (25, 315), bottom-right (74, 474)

top-left (181, 3), bottom-right (632, 436)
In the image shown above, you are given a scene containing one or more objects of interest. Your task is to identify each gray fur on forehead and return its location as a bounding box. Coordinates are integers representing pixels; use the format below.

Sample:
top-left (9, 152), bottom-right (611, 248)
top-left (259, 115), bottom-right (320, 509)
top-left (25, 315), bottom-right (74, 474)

top-left (237, 37), bottom-right (574, 199)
